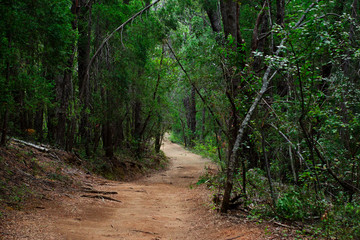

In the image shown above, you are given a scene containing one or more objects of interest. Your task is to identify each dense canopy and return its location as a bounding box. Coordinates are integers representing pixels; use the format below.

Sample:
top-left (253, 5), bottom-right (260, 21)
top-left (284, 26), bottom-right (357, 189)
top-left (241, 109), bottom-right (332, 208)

top-left (1, 0), bottom-right (359, 238)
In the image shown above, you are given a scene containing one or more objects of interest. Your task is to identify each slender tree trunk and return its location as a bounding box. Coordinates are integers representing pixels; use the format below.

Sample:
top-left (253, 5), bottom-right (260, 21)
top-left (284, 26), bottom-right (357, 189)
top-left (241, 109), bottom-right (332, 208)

top-left (154, 104), bottom-right (162, 153)
top-left (56, 0), bottom-right (77, 148)
top-left (1, 32), bottom-right (12, 146)
top-left (251, 1), bottom-right (269, 70)
top-left (101, 86), bottom-right (114, 158)
top-left (102, 120), bottom-right (114, 158)
top-left (66, 117), bottom-right (76, 151)
top-left (276, 0), bottom-right (285, 26)
top-left (189, 87), bottom-right (196, 146)
top-left (219, 0), bottom-right (246, 206)
top-left (261, 128), bottom-right (276, 206)
top-left (1, 109), bottom-right (8, 146)
top-left (220, 38), bottom-right (284, 213)
top-left (34, 107), bottom-right (43, 141)
top-left (180, 118), bottom-right (187, 147)
top-left (219, 0), bottom-right (244, 153)
top-left (201, 107), bottom-right (206, 141)
top-left (133, 100), bottom-right (142, 153)
top-left (154, 47), bottom-right (165, 153)
top-left (78, 0), bottom-right (92, 156)
top-left (47, 108), bottom-right (56, 143)
top-left (344, 0), bottom-right (359, 76)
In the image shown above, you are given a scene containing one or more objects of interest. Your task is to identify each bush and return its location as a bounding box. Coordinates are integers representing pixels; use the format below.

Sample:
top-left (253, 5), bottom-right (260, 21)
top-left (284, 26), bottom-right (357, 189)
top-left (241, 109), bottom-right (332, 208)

top-left (276, 189), bottom-right (327, 221)
top-left (321, 201), bottom-right (360, 239)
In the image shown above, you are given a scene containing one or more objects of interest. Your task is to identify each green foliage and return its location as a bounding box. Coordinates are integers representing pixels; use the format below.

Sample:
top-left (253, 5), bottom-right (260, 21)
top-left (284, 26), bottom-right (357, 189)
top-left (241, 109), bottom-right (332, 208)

top-left (326, 202), bottom-right (360, 239)
top-left (193, 139), bottom-right (218, 160)
top-left (276, 189), bottom-right (325, 221)
top-left (1, 0), bottom-right (360, 237)
top-left (5, 184), bottom-right (32, 207)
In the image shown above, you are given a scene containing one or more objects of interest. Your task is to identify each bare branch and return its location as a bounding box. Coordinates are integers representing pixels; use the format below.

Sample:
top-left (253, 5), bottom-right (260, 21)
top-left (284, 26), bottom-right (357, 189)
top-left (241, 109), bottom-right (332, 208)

top-left (86, 0), bottom-right (161, 76)
top-left (293, 1), bottom-right (319, 29)
top-left (165, 40), bottom-right (228, 139)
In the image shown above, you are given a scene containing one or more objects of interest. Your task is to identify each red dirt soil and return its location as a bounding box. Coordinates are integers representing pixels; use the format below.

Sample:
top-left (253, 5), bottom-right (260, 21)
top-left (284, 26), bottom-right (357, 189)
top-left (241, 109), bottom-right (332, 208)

top-left (0, 137), bottom-right (296, 239)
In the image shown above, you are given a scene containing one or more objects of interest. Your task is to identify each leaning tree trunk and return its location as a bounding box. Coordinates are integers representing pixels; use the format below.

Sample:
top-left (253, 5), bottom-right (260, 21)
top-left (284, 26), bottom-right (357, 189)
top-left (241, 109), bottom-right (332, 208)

top-left (219, 0), bottom-right (247, 205)
top-left (219, 0), bottom-right (244, 154)
top-left (203, 0), bottom-right (222, 33)
top-left (221, 0), bottom-right (321, 212)
top-left (221, 61), bottom-right (279, 212)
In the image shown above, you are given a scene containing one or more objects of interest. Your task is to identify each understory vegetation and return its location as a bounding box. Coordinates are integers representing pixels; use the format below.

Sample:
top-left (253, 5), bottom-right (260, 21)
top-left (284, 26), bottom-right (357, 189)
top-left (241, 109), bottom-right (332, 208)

top-left (1, 0), bottom-right (359, 238)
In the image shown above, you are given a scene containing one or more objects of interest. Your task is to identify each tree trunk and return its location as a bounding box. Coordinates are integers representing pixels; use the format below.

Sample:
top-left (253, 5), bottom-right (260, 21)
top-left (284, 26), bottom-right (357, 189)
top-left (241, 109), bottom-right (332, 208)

top-left (251, 1), bottom-right (269, 70)
top-left (133, 100), bottom-right (142, 153)
top-left (219, 0), bottom-right (241, 47)
top-left (189, 87), bottom-right (197, 146)
top-left (219, 0), bottom-right (244, 156)
top-left (201, 107), bottom-right (206, 141)
top-left (261, 128), bottom-right (276, 206)
top-left (102, 122), bottom-right (114, 158)
top-left (220, 38), bottom-right (285, 213)
top-left (78, 0), bottom-right (92, 156)
top-left (155, 106), bottom-right (162, 154)
top-left (56, 1), bottom-right (77, 148)
top-left (1, 32), bottom-right (12, 146)
top-left (101, 86), bottom-right (114, 158)
top-left (203, 0), bottom-right (222, 33)
top-left (180, 118), bottom-right (187, 147)
top-left (66, 117), bottom-right (76, 151)
top-left (34, 107), bottom-right (43, 141)
top-left (276, 0), bottom-right (285, 26)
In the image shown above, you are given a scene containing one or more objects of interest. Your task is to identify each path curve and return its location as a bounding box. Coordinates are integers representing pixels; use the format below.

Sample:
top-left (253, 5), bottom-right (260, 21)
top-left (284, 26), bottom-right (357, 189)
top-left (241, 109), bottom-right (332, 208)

top-left (55, 137), bottom-right (212, 240)
top-left (6, 137), bottom-right (266, 240)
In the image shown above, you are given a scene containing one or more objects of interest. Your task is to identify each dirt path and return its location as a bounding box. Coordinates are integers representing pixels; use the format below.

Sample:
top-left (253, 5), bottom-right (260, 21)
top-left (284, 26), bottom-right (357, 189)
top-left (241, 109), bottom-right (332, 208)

top-left (3, 137), bottom-right (267, 240)
top-left (55, 138), bottom-right (214, 240)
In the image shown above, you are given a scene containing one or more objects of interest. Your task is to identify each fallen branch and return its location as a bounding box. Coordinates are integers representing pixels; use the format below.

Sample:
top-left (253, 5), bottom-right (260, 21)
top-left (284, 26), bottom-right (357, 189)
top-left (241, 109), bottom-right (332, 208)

top-left (83, 190), bottom-right (118, 195)
top-left (12, 138), bottom-right (49, 152)
top-left (226, 235), bottom-right (244, 240)
top-left (132, 229), bottom-right (159, 235)
top-left (273, 221), bottom-right (295, 229)
top-left (81, 194), bottom-right (121, 203)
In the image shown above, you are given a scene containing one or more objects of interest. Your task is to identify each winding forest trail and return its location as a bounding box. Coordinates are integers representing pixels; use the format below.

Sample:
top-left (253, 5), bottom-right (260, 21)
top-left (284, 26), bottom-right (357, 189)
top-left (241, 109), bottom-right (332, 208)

top-left (55, 138), bottom-right (215, 240)
top-left (7, 137), bottom-right (267, 240)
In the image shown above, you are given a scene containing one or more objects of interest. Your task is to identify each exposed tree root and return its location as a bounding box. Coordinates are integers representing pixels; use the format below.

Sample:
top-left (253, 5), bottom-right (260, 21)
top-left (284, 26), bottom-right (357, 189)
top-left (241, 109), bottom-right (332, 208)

top-left (81, 194), bottom-right (121, 203)
top-left (83, 190), bottom-right (118, 195)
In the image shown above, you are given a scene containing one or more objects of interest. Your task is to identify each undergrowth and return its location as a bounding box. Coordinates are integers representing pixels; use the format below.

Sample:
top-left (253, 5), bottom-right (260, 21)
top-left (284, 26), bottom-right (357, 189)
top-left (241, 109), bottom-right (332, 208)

top-left (197, 167), bottom-right (360, 239)
top-left (86, 150), bottom-right (169, 181)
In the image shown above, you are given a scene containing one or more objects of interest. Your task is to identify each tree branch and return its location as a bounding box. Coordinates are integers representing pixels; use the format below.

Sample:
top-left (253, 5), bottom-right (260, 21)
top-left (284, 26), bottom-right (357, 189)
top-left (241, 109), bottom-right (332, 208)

top-left (86, 0), bottom-right (161, 76)
top-left (165, 40), bottom-right (228, 139)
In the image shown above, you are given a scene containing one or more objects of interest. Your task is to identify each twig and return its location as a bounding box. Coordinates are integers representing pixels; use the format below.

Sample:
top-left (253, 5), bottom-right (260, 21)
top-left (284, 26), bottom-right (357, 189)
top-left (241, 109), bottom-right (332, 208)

top-left (166, 40), bottom-right (228, 139)
top-left (82, 190), bottom-right (118, 195)
top-left (226, 235), bottom-right (244, 240)
top-left (132, 229), bottom-right (158, 235)
top-left (273, 221), bottom-right (295, 229)
top-left (86, 0), bottom-right (161, 76)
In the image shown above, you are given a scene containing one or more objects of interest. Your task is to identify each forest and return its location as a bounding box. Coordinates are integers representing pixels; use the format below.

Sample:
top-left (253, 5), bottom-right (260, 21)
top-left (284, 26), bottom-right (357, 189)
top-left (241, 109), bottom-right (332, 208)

top-left (1, 0), bottom-right (360, 238)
